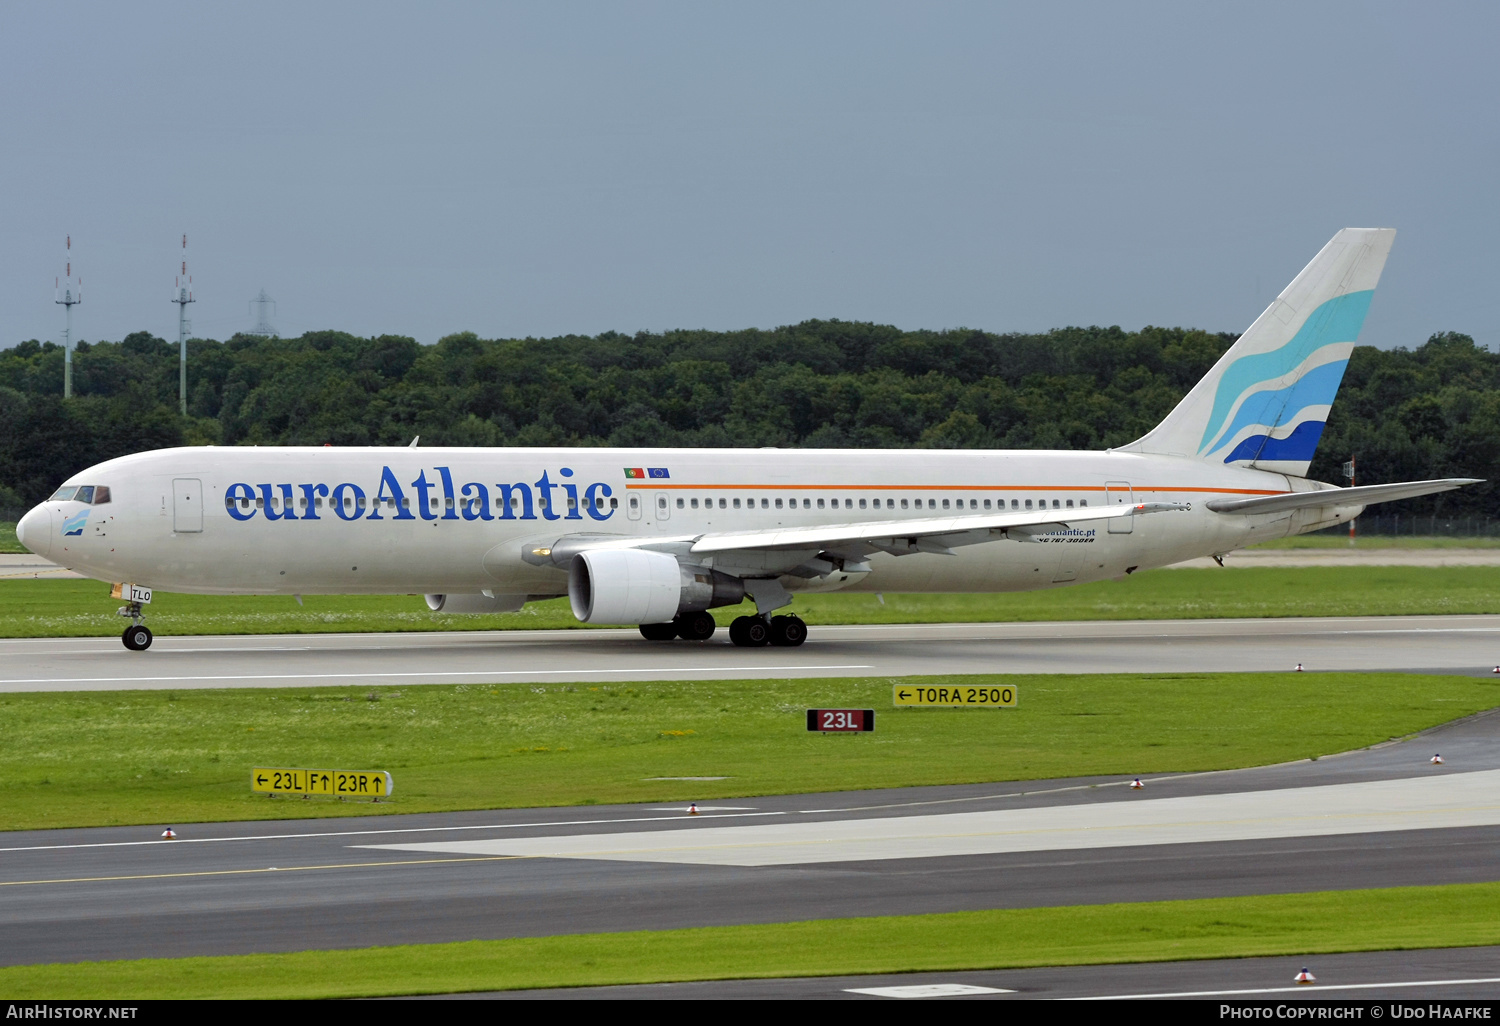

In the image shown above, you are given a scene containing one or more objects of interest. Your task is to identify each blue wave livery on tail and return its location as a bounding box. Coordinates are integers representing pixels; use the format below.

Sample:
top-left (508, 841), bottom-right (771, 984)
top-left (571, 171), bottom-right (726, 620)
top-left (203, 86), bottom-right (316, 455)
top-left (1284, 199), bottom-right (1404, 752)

top-left (1122, 228), bottom-right (1395, 476)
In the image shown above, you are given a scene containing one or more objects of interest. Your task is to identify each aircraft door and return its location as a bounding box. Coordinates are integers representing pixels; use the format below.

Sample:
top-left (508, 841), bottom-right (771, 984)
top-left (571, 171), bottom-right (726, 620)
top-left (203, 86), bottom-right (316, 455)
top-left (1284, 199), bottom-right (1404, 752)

top-left (173, 478), bottom-right (204, 533)
top-left (1104, 481), bottom-right (1134, 534)
top-left (626, 492), bottom-right (642, 520)
top-left (655, 493), bottom-right (671, 520)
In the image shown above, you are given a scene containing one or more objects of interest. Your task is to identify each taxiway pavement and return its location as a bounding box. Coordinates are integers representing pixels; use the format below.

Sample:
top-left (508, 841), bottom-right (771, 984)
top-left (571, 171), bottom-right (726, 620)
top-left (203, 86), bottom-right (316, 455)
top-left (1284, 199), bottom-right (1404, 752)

top-left (464, 946), bottom-right (1500, 1000)
top-left (4, 708), bottom-right (1500, 970)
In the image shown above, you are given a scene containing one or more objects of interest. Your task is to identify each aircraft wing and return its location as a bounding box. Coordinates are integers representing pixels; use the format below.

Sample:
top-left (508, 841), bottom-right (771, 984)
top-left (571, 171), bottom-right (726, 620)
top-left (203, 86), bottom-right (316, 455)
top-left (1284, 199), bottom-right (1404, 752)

top-left (1204, 478), bottom-right (1480, 515)
top-left (687, 501), bottom-right (1190, 560)
top-left (524, 501), bottom-right (1190, 573)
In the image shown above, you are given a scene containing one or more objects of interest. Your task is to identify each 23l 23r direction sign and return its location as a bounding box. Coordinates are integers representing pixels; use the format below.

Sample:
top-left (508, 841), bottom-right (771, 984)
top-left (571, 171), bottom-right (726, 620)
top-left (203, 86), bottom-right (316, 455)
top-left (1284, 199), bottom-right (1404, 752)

top-left (893, 684), bottom-right (1017, 708)
top-left (252, 767), bottom-right (393, 797)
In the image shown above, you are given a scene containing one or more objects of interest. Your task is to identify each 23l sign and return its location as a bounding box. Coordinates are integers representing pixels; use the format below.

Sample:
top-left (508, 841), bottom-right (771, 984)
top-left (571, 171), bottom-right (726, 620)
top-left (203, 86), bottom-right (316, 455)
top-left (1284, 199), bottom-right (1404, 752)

top-left (806, 709), bottom-right (875, 732)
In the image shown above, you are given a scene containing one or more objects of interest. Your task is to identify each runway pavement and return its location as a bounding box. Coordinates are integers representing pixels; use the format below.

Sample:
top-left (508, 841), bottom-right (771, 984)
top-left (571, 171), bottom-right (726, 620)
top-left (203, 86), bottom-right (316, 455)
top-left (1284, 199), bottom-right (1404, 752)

top-left (4, 708), bottom-right (1500, 975)
top-left (5, 614), bottom-right (1500, 693)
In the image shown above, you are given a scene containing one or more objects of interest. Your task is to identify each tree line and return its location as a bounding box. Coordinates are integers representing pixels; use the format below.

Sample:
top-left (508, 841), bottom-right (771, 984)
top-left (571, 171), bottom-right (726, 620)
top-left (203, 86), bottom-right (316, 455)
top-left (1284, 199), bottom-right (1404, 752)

top-left (0, 322), bottom-right (1492, 516)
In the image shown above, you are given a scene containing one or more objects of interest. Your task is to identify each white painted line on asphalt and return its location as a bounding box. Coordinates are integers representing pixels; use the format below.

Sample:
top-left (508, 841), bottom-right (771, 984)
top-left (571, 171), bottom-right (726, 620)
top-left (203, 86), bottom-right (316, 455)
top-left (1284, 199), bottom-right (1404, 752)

top-left (366, 769), bottom-right (1500, 866)
top-left (0, 664), bottom-right (873, 686)
top-left (847, 983), bottom-right (1015, 998)
top-left (1073, 976), bottom-right (1500, 1000)
top-left (0, 812), bottom-right (788, 854)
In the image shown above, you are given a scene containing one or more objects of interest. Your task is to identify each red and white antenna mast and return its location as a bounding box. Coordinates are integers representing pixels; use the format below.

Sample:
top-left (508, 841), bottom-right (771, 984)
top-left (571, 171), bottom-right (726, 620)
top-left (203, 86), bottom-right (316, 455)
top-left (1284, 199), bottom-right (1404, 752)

top-left (172, 233), bottom-right (195, 415)
top-left (55, 234), bottom-right (82, 399)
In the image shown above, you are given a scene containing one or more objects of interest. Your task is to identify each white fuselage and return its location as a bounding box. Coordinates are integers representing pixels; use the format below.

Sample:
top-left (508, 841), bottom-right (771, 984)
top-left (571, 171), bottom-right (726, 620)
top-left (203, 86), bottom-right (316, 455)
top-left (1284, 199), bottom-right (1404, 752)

top-left (19, 446), bottom-right (1349, 599)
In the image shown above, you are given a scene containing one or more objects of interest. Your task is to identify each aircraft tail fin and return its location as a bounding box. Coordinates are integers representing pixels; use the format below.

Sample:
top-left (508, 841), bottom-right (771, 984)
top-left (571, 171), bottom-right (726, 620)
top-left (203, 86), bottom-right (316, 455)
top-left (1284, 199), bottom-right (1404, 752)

top-left (1120, 228), bottom-right (1395, 477)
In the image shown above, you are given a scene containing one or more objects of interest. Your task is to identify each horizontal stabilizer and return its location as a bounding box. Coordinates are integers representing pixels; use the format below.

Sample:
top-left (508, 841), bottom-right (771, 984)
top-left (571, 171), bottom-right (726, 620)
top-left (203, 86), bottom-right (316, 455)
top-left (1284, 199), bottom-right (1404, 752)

top-left (1204, 478), bottom-right (1480, 516)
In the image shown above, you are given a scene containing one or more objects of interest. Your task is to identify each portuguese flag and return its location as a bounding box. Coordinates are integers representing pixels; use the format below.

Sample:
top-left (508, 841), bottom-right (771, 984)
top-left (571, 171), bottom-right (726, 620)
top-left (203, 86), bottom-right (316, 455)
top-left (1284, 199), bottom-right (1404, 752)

top-left (624, 468), bottom-right (646, 479)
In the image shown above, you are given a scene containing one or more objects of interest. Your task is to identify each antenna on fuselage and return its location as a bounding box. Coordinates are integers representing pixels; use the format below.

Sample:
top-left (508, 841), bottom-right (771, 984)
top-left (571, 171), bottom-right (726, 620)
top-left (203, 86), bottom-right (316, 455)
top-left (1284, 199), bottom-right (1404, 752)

top-left (172, 234), bottom-right (195, 416)
top-left (408, 436), bottom-right (419, 447)
top-left (55, 235), bottom-right (81, 398)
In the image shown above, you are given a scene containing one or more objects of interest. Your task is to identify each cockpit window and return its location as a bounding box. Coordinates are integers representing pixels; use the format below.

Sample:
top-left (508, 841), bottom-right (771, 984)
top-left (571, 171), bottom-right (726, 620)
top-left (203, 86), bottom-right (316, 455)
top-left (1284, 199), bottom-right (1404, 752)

top-left (73, 486), bottom-right (95, 504)
top-left (50, 486), bottom-right (78, 501)
top-left (92, 486), bottom-right (111, 504)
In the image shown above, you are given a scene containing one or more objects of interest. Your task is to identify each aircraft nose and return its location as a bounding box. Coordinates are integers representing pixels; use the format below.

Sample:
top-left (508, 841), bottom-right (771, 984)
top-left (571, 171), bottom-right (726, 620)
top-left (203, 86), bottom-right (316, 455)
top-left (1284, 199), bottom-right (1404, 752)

top-left (15, 504), bottom-right (52, 557)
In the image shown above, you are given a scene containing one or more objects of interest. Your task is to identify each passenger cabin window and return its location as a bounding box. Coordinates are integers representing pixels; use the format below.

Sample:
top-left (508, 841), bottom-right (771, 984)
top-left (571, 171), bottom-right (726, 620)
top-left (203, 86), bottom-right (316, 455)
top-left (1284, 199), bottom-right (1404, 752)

top-left (1080, 499), bottom-right (1088, 507)
top-left (611, 497), bottom-right (619, 509)
top-left (941, 498), bottom-right (950, 510)
top-left (1066, 499), bottom-right (1074, 508)
top-left (1025, 499), bottom-right (1033, 509)
top-left (983, 499), bottom-right (991, 509)
top-left (719, 498), bottom-right (726, 509)
top-left (676, 498), bottom-right (685, 509)
top-left (858, 498), bottom-right (867, 509)
top-left (733, 497), bottom-right (742, 509)
top-left (1011, 499), bottom-right (1019, 509)
top-left (900, 498), bottom-right (908, 509)
top-left (762, 498), bottom-right (770, 509)
top-left (817, 498), bottom-right (825, 509)
top-left (775, 498), bottom-right (783, 509)
top-left (845, 499), bottom-right (853, 509)
top-left (1053, 499), bottom-right (1061, 509)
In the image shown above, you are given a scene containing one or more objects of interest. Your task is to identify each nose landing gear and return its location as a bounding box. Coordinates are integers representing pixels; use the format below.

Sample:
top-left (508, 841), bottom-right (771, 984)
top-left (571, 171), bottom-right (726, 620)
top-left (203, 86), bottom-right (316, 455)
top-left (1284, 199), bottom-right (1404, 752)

top-left (118, 600), bottom-right (153, 650)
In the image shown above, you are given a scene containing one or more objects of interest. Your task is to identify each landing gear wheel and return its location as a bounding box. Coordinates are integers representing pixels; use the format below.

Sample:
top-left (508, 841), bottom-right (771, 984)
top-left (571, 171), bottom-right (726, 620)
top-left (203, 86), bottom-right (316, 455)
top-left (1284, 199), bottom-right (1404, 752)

top-left (122, 625), bottom-right (153, 651)
top-left (729, 615), bottom-right (770, 647)
top-left (769, 614), bottom-right (807, 647)
top-left (676, 610), bottom-right (717, 641)
top-left (639, 622), bottom-right (678, 641)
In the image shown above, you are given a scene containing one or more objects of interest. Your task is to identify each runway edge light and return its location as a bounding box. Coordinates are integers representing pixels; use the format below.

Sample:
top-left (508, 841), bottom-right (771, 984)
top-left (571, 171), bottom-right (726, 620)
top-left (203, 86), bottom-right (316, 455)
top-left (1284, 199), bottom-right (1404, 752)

top-left (1432, 754), bottom-right (1444, 764)
top-left (160, 828), bottom-right (176, 839)
top-left (1295, 967), bottom-right (1316, 984)
top-left (1130, 778), bottom-right (1144, 790)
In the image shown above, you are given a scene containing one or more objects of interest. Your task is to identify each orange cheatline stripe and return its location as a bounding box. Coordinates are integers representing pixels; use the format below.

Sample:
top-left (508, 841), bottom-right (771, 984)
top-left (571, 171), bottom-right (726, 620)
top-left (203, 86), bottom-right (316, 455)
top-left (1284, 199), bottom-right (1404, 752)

top-left (624, 483), bottom-right (1284, 495)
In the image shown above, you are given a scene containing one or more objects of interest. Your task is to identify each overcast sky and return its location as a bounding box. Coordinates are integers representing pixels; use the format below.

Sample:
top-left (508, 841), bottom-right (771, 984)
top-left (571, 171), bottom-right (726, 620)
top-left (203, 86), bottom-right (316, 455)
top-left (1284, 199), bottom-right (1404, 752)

top-left (2, 1), bottom-right (1496, 350)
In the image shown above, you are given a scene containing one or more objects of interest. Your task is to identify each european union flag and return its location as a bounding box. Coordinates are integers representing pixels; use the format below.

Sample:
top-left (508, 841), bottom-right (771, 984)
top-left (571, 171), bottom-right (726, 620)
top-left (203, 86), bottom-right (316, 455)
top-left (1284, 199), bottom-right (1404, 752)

top-left (647, 468), bottom-right (670, 479)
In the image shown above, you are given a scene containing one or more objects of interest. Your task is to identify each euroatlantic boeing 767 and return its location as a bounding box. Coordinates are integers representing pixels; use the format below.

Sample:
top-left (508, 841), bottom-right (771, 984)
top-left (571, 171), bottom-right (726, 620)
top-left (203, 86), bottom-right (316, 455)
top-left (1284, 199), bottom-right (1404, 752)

top-left (15, 228), bottom-right (1477, 650)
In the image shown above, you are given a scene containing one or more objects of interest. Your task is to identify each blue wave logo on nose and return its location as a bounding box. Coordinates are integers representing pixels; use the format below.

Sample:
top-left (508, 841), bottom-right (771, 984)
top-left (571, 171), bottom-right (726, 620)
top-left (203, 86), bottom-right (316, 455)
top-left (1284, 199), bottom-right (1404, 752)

top-left (61, 510), bottom-right (88, 536)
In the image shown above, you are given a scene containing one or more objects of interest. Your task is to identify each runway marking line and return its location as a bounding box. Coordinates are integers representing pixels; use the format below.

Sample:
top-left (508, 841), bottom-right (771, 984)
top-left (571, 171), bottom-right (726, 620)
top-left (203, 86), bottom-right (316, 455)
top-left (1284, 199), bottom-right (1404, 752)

top-left (0, 664), bottom-right (873, 686)
top-left (1074, 976), bottom-right (1500, 1000)
top-left (0, 811), bottom-right (789, 853)
top-left (0, 854), bottom-right (527, 888)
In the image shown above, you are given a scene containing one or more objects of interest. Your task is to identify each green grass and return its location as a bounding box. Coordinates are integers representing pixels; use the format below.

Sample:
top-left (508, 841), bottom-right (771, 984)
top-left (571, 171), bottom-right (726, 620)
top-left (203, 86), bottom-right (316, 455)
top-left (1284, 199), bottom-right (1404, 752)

top-left (3, 671), bottom-right (1495, 831)
top-left (0, 522), bottom-right (19, 553)
top-left (6, 883), bottom-right (1500, 998)
top-left (5, 564), bottom-right (1500, 639)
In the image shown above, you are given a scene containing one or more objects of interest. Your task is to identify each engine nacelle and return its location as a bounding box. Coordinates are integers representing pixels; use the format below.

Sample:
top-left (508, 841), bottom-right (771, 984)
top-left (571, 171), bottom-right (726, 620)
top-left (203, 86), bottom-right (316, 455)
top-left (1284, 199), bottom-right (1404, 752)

top-left (567, 549), bottom-right (746, 624)
top-left (425, 593), bottom-right (527, 614)
top-left (568, 549), bottom-right (681, 624)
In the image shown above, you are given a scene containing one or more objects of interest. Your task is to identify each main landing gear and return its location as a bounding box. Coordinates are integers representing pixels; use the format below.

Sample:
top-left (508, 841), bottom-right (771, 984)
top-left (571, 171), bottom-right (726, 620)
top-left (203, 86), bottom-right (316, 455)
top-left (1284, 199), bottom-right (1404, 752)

top-left (118, 599), bottom-right (152, 651)
top-left (638, 612), bottom-right (808, 647)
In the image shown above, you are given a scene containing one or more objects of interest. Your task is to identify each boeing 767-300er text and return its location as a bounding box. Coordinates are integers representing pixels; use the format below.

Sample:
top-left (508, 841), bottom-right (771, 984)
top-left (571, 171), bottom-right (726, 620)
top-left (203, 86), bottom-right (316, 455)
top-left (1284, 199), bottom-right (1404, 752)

top-left (14, 228), bottom-right (1479, 649)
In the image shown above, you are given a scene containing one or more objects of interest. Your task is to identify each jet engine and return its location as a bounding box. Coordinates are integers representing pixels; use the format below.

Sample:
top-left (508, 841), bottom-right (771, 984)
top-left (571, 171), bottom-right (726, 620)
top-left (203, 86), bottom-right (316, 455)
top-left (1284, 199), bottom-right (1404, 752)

top-left (567, 549), bottom-right (745, 624)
